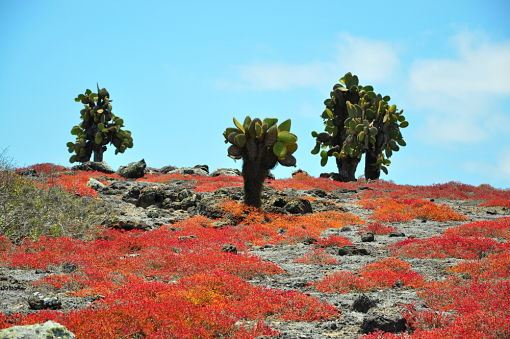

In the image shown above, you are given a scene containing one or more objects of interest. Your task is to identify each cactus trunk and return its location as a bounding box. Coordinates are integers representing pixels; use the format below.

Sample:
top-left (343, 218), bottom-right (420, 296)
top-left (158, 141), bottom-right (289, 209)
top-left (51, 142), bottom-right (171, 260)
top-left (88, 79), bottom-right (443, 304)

top-left (364, 149), bottom-right (380, 180)
top-left (365, 131), bottom-right (384, 179)
top-left (93, 149), bottom-right (104, 162)
top-left (242, 159), bottom-right (268, 208)
top-left (336, 157), bottom-right (360, 182)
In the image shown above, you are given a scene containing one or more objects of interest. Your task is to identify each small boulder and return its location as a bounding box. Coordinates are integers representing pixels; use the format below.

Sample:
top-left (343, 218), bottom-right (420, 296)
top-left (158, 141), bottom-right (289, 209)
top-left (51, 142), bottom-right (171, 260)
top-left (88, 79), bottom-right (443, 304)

top-left (210, 168), bottom-right (241, 177)
top-left (0, 321), bottom-right (75, 339)
top-left (361, 313), bottom-right (407, 334)
top-left (118, 159), bottom-right (147, 179)
top-left (194, 164), bottom-right (209, 173)
top-left (86, 177), bottom-right (105, 190)
top-left (361, 232), bottom-right (375, 242)
top-left (285, 198), bottom-right (313, 214)
top-left (352, 294), bottom-right (377, 313)
top-left (72, 161), bottom-right (114, 173)
top-left (28, 292), bottom-right (61, 310)
top-left (337, 246), bottom-right (370, 256)
top-left (160, 165), bottom-right (177, 173)
top-left (221, 244), bottom-right (237, 254)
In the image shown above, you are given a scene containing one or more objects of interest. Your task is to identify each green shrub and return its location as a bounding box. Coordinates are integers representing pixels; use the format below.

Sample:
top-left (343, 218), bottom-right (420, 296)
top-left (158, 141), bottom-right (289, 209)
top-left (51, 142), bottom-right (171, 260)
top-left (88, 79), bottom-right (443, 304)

top-left (0, 156), bottom-right (108, 243)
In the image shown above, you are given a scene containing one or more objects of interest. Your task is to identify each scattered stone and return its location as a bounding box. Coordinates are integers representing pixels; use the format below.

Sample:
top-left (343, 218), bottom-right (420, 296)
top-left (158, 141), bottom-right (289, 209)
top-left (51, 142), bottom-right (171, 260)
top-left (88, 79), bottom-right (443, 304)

top-left (72, 161), bottom-right (114, 173)
top-left (168, 167), bottom-right (209, 176)
top-left (210, 168), bottom-right (241, 177)
top-left (194, 164), bottom-right (209, 173)
top-left (337, 246), bottom-right (370, 256)
top-left (0, 321), bottom-right (75, 339)
top-left (292, 169), bottom-right (309, 177)
top-left (61, 263), bottom-right (78, 274)
top-left (341, 226), bottom-right (352, 232)
top-left (302, 237), bottom-right (317, 245)
top-left (17, 168), bottom-right (37, 176)
top-left (285, 198), bottom-right (313, 214)
top-left (28, 292), bottom-right (62, 310)
top-left (221, 244), bottom-right (237, 254)
top-left (352, 294), bottom-right (377, 313)
top-left (361, 232), bottom-right (375, 242)
top-left (389, 232), bottom-right (406, 237)
top-left (306, 189), bottom-right (327, 198)
top-left (0, 274), bottom-right (24, 291)
top-left (86, 177), bottom-right (105, 190)
top-left (104, 216), bottom-right (150, 230)
top-left (117, 159), bottom-right (147, 179)
top-left (361, 313), bottom-right (407, 334)
top-left (358, 186), bottom-right (373, 191)
top-left (160, 165), bottom-right (177, 173)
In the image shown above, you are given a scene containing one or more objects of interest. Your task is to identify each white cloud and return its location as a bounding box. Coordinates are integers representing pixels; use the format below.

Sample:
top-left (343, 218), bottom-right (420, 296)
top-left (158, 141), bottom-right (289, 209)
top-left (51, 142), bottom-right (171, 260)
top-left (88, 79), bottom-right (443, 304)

top-left (216, 34), bottom-right (399, 91)
top-left (409, 31), bottom-right (510, 143)
top-left (464, 148), bottom-right (510, 185)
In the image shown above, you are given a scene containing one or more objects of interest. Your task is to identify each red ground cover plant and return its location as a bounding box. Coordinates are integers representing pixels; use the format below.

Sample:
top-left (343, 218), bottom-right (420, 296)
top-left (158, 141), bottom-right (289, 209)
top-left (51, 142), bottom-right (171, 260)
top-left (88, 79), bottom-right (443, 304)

top-left (194, 175), bottom-right (244, 192)
top-left (448, 251), bottom-right (510, 280)
top-left (294, 248), bottom-right (339, 265)
top-left (359, 222), bottom-right (397, 235)
top-left (0, 219), bottom-right (285, 296)
top-left (267, 172), bottom-right (360, 191)
top-left (313, 258), bottom-right (424, 293)
top-left (391, 234), bottom-right (504, 259)
top-left (16, 163), bottom-right (68, 175)
top-left (220, 200), bottom-right (363, 245)
top-left (1, 271), bottom-right (339, 338)
top-left (315, 235), bottom-right (353, 248)
top-left (480, 198), bottom-right (510, 208)
top-left (443, 217), bottom-right (510, 240)
top-left (137, 172), bottom-right (193, 183)
top-left (359, 198), bottom-right (466, 222)
top-left (359, 181), bottom-right (510, 208)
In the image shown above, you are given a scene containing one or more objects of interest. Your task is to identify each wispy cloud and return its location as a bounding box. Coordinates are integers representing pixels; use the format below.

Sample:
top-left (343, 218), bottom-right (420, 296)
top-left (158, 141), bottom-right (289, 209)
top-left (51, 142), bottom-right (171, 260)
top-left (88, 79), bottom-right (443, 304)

top-left (409, 31), bottom-right (510, 144)
top-left (463, 148), bottom-right (510, 184)
top-left (216, 34), bottom-right (400, 91)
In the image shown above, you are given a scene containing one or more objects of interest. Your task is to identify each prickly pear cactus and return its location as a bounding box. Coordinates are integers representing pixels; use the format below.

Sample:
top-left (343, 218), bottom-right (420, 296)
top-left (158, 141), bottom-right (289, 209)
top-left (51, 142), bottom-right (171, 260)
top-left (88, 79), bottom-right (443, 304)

top-left (223, 116), bottom-right (298, 207)
top-left (311, 72), bottom-right (408, 180)
top-left (67, 86), bottom-right (133, 163)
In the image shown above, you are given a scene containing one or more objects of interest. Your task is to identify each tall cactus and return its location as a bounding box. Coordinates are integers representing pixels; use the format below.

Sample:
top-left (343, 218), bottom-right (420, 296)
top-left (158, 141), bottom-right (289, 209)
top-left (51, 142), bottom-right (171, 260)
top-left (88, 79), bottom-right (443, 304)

top-left (311, 73), bottom-right (408, 181)
top-left (67, 86), bottom-right (133, 163)
top-left (223, 116), bottom-right (298, 207)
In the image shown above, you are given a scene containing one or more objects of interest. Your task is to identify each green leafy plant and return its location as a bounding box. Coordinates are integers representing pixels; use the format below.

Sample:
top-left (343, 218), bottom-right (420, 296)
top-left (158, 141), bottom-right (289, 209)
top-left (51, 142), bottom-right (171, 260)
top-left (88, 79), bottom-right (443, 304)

top-left (223, 116), bottom-right (298, 207)
top-left (67, 86), bottom-right (133, 163)
top-left (311, 72), bottom-right (408, 181)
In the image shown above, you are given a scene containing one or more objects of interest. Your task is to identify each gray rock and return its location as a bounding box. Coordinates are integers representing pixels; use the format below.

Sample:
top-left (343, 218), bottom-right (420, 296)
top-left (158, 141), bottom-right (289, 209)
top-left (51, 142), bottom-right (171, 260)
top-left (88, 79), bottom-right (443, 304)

top-left (285, 198), bottom-right (313, 214)
top-left (167, 167), bottom-right (209, 176)
top-left (389, 232), bottom-right (406, 237)
top-left (337, 246), bottom-right (370, 256)
top-left (17, 168), bottom-right (37, 177)
top-left (86, 177), bottom-right (105, 190)
top-left (0, 321), bottom-right (75, 339)
top-left (361, 232), bottom-right (375, 242)
top-left (193, 164), bottom-right (209, 173)
top-left (210, 168), bottom-right (241, 177)
top-left (266, 196), bottom-right (313, 215)
top-left (361, 312), bottom-right (407, 334)
top-left (28, 292), bottom-right (61, 310)
top-left (104, 216), bottom-right (151, 230)
top-left (291, 169), bottom-right (309, 177)
top-left (352, 294), bottom-right (377, 313)
top-left (221, 244), bottom-right (237, 254)
top-left (160, 165), bottom-right (177, 173)
top-left (72, 161), bottom-right (114, 173)
top-left (117, 159), bottom-right (146, 179)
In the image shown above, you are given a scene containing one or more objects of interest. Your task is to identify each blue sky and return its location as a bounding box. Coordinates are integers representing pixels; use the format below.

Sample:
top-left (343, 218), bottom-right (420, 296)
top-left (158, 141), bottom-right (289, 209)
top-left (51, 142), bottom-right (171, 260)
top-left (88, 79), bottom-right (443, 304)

top-left (1, 0), bottom-right (509, 188)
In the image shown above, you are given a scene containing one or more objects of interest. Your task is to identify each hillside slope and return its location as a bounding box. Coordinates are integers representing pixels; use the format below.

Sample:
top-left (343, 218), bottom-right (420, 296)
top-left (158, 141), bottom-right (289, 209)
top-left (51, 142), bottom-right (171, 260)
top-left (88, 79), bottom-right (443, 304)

top-left (1, 164), bottom-right (509, 338)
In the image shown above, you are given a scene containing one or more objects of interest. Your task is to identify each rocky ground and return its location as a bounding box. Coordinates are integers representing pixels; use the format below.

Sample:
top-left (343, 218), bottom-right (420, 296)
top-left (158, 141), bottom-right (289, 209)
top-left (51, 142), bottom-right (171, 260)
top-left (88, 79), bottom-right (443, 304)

top-left (1, 162), bottom-right (509, 338)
